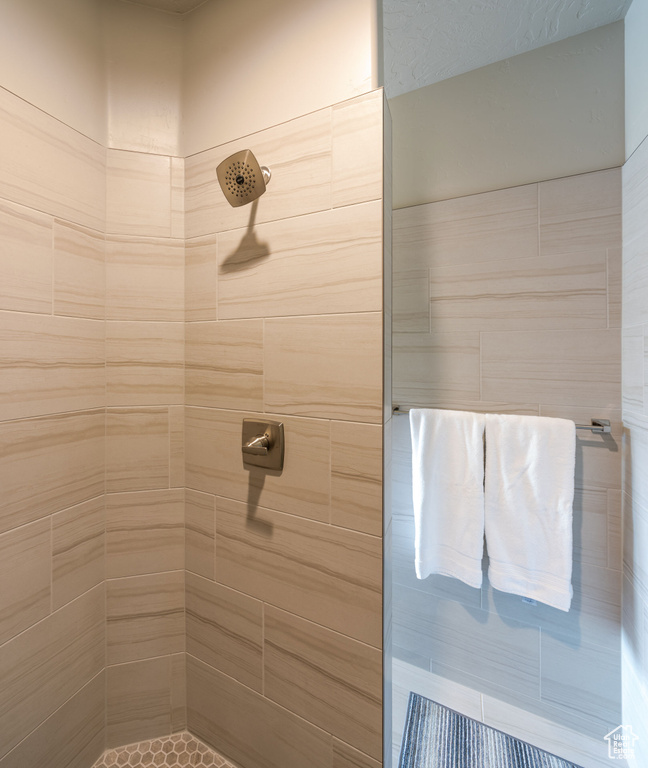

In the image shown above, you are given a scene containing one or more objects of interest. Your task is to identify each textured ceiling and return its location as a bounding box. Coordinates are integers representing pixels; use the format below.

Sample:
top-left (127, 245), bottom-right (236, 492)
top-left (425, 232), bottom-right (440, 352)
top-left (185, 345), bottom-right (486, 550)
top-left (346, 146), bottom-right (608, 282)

top-left (124, 0), bottom-right (207, 13)
top-left (384, 0), bottom-right (633, 98)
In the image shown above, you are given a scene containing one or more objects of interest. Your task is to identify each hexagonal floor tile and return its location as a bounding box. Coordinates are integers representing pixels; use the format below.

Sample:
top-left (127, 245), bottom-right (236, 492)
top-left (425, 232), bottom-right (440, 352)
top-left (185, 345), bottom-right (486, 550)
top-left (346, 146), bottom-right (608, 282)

top-left (91, 731), bottom-right (237, 768)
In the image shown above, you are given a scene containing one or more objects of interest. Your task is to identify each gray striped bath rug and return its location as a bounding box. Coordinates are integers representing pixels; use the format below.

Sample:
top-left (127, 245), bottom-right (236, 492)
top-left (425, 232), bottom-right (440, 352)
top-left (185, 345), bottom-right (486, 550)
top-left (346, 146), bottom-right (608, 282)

top-left (399, 693), bottom-right (584, 768)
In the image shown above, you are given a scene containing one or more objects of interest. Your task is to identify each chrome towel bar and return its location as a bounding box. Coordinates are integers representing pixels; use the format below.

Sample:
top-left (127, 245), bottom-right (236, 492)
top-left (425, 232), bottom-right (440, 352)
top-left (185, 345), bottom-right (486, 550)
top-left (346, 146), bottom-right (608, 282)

top-left (391, 406), bottom-right (611, 434)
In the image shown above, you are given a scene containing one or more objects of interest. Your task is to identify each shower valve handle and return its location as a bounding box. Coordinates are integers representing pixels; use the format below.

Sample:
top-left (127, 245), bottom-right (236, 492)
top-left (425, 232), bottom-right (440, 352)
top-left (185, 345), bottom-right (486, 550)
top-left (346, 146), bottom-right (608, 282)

top-left (242, 433), bottom-right (270, 456)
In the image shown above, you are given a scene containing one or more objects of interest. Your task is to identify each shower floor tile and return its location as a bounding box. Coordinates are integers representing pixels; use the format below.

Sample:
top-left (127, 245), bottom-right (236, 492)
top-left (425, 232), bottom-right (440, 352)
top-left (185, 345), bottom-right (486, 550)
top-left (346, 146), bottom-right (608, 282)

top-left (92, 731), bottom-right (237, 767)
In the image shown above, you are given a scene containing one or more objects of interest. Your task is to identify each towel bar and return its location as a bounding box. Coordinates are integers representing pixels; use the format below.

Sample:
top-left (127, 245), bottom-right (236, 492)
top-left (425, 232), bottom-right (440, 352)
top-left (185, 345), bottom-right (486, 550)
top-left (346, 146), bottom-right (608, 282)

top-left (391, 406), bottom-right (611, 434)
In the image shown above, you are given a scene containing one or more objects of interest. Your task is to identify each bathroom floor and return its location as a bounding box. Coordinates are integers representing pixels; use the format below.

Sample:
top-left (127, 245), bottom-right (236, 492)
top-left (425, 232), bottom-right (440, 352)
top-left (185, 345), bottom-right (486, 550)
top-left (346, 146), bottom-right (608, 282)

top-left (91, 731), bottom-right (236, 768)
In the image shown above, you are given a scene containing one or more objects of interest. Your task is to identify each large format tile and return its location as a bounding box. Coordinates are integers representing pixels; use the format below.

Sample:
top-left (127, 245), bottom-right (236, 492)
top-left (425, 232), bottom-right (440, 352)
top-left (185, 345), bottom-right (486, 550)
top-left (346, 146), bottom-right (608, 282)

top-left (217, 202), bottom-right (383, 319)
top-left (0, 199), bottom-right (52, 314)
top-left (0, 86), bottom-right (105, 230)
top-left (106, 656), bottom-right (172, 749)
top-left (481, 329), bottom-right (621, 407)
top-left (0, 673), bottom-right (104, 768)
top-left (185, 235), bottom-right (218, 321)
top-left (623, 326), bottom-right (645, 414)
top-left (185, 108), bottom-right (332, 238)
top-left (393, 269), bottom-right (429, 333)
top-left (393, 587), bottom-right (541, 700)
top-left (332, 90), bottom-right (384, 208)
top-left (107, 571), bottom-right (185, 665)
top-left (607, 247), bottom-right (622, 329)
top-left (169, 405), bottom-right (185, 489)
top-left (392, 658), bottom-right (483, 722)
top-left (428, 250), bottom-right (608, 331)
top-left (572, 486), bottom-right (611, 569)
top-left (171, 158), bottom-right (184, 240)
top-left (106, 150), bottom-right (171, 237)
top-left (483, 562), bottom-right (622, 653)
top-left (541, 634), bottom-right (621, 727)
top-left (539, 405), bottom-right (622, 491)
top-left (186, 408), bottom-right (330, 523)
top-left (187, 655), bottom-right (332, 768)
top-left (264, 606), bottom-right (382, 759)
top-left (185, 320), bottom-right (263, 410)
top-left (53, 220), bottom-right (105, 320)
top-left (264, 313), bottom-right (383, 422)
top-left (333, 739), bottom-right (381, 768)
top-left (185, 490), bottom-right (215, 580)
top-left (186, 572), bottom-right (263, 691)
top-left (214, 497), bottom-right (382, 647)
top-left (392, 332), bottom-right (480, 403)
top-left (608, 489), bottom-right (623, 571)
top-left (107, 321), bottom-right (184, 406)
top-left (623, 139), bottom-right (648, 327)
top-left (106, 407), bottom-right (170, 493)
top-left (0, 410), bottom-right (104, 535)
top-left (623, 236), bottom-right (648, 330)
top-left (392, 184), bottom-right (538, 271)
top-left (106, 489), bottom-right (184, 578)
top-left (170, 652), bottom-right (187, 733)
top-left (106, 236), bottom-right (184, 321)
top-left (0, 312), bottom-right (104, 421)
top-left (52, 496), bottom-right (105, 610)
top-left (331, 421), bottom-right (383, 536)
top-left (0, 586), bottom-right (105, 759)
top-left (482, 695), bottom-right (623, 768)
top-left (539, 169), bottom-right (621, 256)
top-left (0, 518), bottom-right (50, 644)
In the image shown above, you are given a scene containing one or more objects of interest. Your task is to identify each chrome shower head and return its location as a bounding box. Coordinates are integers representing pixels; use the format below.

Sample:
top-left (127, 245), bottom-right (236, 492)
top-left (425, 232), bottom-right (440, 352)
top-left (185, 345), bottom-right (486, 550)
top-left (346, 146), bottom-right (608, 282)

top-left (216, 149), bottom-right (271, 207)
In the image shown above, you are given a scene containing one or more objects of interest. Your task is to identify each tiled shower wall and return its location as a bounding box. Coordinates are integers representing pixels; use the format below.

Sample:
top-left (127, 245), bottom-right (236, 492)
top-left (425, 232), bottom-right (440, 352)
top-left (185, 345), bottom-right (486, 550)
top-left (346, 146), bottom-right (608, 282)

top-left (0, 85), bottom-right (107, 768)
top-left (103, 148), bottom-right (187, 747)
top-left (621, 133), bottom-right (648, 766)
top-left (0, 81), bottom-right (388, 768)
top-left (0, 83), bottom-right (188, 765)
top-left (183, 88), bottom-right (387, 768)
top-left (392, 169), bottom-right (623, 753)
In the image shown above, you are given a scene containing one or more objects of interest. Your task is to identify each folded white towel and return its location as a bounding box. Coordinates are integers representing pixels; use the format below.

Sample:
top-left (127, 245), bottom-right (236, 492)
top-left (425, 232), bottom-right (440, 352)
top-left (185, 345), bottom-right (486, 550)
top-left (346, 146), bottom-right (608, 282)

top-left (410, 408), bottom-right (486, 588)
top-left (484, 414), bottom-right (576, 611)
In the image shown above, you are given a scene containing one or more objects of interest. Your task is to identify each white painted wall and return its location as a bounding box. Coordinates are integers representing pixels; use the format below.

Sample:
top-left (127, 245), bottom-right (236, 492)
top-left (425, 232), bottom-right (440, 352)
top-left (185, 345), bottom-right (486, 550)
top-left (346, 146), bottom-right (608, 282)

top-left (625, 0), bottom-right (648, 158)
top-left (181, 0), bottom-right (377, 156)
top-left (103, 0), bottom-right (183, 156)
top-left (383, 0), bottom-right (631, 99)
top-left (0, 0), bottom-right (106, 143)
top-left (0, 0), bottom-right (379, 158)
top-left (389, 22), bottom-right (625, 209)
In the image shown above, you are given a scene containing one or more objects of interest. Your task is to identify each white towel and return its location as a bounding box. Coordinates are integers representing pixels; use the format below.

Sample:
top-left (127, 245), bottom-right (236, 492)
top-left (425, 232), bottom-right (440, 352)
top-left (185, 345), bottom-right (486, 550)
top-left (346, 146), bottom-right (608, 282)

top-left (484, 414), bottom-right (576, 611)
top-left (410, 408), bottom-right (486, 588)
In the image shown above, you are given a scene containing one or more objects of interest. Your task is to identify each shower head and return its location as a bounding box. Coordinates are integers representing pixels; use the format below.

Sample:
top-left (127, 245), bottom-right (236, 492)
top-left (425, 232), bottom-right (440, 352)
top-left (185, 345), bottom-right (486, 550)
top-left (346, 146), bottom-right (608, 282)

top-left (216, 149), bottom-right (271, 207)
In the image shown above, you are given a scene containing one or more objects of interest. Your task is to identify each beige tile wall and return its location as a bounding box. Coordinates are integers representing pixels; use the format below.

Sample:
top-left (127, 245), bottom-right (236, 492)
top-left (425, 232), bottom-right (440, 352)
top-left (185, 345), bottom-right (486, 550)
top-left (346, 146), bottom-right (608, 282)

top-left (0, 82), bottom-right (387, 768)
top-left (392, 168), bottom-right (623, 752)
top-left (185, 89), bottom-right (387, 768)
top-left (0, 85), bottom-right (107, 768)
top-left (622, 133), bottom-right (648, 768)
top-left (104, 145), bottom-right (187, 749)
top-left (0, 87), bottom-right (187, 764)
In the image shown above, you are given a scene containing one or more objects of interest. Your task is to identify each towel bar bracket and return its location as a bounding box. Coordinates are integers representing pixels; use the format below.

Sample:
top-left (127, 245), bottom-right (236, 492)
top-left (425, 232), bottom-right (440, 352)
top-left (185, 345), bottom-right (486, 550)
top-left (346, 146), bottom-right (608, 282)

top-left (391, 407), bottom-right (611, 434)
top-left (583, 419), bottom-right (611, 434)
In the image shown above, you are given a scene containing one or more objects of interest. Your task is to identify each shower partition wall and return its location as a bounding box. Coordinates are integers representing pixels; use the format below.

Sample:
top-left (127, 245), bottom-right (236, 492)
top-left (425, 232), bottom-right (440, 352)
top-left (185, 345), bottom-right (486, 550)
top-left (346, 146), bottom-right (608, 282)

top-left (388, 20), bottom-right (628, 768)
